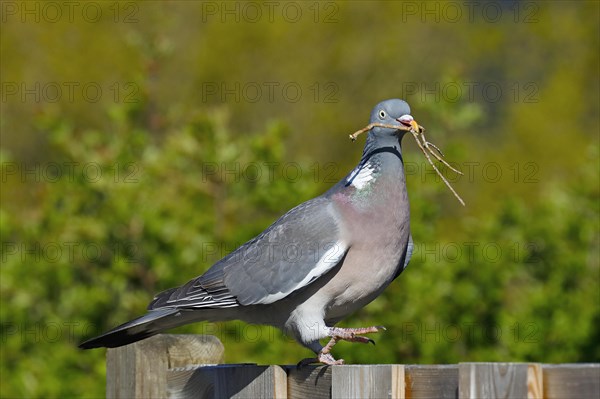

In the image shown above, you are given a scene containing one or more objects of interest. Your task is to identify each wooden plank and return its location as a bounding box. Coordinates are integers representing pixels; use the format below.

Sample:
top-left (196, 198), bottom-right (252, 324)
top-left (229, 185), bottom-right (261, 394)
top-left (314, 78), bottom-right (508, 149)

top-left (332, 364), bottom-right (405, 399)
top-left (106, 334), bottom-right (224, 399)
top-left (527, 364), bottom-right (543, 399)
top-left (286, 365), bottom-right (332, 399)
top-left (106, 342), bottom-right (140, 399)
top-left (543, 364), bottom-right (600, 399)
top-left (405, 365), bottom-right (458, 399)
top-left (161, 334), bottom-right (225, 367)
top-left (458, 363), bottom-right (528, 399)
top-left (167, 364), bottom-right (287, 399)
top-left (167, 365), bottom-right (215, 399)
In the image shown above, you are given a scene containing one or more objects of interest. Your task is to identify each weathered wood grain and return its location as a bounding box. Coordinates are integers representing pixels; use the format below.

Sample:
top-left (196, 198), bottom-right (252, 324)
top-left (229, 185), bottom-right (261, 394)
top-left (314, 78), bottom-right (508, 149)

top-left (405, 364), bottom-right (458, 399)
top-left (459, 362), bottom-right (528, 399)
top-left (331, 364), bottom-right (405, 399)
top-left (285, 365), bottom-right (332, 399)
top-left (543, 363), bottom-right (600, 399)
top-left (106, 334), bottom-right (224, 399)
top-left (527, 363), bottom-right (543, 399)
top-left (168, 364), bottom-right (287, 399)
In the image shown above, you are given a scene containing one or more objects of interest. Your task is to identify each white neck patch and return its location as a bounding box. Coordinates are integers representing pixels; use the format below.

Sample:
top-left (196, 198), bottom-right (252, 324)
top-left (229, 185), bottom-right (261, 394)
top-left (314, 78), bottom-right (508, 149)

top-left (347, 163), bottom-right (375, 189)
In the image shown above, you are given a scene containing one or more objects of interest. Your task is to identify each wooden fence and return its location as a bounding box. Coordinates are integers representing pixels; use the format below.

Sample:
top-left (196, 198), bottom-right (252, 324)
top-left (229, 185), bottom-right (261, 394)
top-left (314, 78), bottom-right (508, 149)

top-left (106, 334), bottom-right (599, 399)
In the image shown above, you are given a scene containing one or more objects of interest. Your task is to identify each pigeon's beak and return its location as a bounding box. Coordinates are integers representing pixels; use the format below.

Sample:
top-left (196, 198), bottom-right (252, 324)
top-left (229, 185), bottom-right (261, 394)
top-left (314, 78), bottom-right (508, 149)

top-left (397, 115), bottom-right (421, 133)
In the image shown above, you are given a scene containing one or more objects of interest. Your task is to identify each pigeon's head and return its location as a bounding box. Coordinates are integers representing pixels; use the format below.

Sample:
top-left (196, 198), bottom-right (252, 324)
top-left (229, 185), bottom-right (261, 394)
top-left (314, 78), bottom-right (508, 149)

top-left (368, 99), bottom-right (419, 139)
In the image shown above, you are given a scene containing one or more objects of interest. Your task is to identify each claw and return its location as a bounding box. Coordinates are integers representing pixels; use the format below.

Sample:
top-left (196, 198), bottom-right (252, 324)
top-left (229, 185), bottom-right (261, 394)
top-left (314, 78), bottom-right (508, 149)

top-left (319, 352), bottom-right (344, 365)
top-left (345, 335), bottom-right (375, 345)
top-left (369, 338), bottom-right (376, 345)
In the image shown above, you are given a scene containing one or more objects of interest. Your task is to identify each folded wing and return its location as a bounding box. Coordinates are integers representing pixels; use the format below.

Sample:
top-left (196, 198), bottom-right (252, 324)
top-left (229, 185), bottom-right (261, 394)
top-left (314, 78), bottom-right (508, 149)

top-left (149, 196), bottom-right (348, 310)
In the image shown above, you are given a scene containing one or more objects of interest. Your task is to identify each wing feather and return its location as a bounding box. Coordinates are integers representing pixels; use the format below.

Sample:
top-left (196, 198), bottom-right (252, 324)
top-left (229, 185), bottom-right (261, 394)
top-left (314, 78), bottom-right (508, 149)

top-left (149, 196), bottom-right (347, 310)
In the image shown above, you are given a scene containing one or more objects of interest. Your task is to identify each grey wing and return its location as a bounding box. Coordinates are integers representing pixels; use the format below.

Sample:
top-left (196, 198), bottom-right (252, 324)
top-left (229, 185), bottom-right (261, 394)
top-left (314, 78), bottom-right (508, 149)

top-left (149, 196), bottom-right (348, 310)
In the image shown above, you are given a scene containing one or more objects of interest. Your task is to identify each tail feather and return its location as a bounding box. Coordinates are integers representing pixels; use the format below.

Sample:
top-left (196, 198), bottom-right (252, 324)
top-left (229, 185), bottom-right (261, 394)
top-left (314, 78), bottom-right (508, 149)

top-left (79, 308), bottom-right (185, 349)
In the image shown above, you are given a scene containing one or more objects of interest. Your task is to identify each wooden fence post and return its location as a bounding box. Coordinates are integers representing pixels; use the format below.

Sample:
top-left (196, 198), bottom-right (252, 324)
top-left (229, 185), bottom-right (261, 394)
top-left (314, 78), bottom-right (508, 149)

top-left (405, 364), bottom-right (458, 398)
top-left (331, 364), bottom-right (405, 399)
top-left (106, 334), bottom-right (224, 399)
top-left (458, 362), bottom-right (542, 399)
top-left (542, 364), bottom-right (600, 399)
top-left (168, 364), bottom-right (287, 399)
top-left (286, 365), bottom-right (331, 399)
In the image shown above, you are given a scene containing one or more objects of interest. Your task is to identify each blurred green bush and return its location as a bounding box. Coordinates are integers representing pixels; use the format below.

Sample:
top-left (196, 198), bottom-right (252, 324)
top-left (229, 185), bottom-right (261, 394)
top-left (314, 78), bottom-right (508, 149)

top-left (1, 102), bottom-right (598, 397)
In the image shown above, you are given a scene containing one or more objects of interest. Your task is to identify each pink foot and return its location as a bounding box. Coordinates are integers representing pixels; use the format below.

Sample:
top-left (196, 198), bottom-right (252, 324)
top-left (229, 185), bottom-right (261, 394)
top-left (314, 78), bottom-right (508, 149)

top-left (298, 325), bottom-right (386, 366)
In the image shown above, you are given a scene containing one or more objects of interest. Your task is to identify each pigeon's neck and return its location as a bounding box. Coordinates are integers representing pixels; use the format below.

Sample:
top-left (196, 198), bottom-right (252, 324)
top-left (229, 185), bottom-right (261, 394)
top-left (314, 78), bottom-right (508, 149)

top-left (336, 133), bottom-right (409, 224)
top-left (358, 134), bottom-right (404, 167)
top-left (342, 134), bottom-right (406, 191)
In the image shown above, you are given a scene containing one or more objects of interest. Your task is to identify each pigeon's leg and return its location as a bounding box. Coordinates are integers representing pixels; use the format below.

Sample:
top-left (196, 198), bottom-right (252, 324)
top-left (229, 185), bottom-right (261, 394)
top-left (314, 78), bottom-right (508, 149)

top-left (318, 336), bottom-right (345, 364)
top-left (298, 349), bottom-right (345, 366)
top-left (297, 326), bottom-right (386, 366)
top-left (297, 340), bottom-right (345, 367)
top-left (317, 326), bottom-right (387, 365)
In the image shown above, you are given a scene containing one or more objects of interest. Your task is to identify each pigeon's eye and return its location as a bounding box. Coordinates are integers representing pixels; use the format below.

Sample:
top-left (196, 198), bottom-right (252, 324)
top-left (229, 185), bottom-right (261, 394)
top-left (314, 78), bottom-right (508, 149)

top-left (378, 110), bottom-right (386, 119)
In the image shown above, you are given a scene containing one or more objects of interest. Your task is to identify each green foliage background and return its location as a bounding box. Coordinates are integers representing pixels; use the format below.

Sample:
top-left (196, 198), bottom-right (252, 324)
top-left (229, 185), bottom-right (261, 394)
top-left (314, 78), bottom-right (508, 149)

top-left (1, 1), bottom-right (598, 397)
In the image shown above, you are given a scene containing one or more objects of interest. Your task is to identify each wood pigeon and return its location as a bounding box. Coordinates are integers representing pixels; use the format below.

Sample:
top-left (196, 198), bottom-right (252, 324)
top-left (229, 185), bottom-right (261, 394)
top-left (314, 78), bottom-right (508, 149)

top-left (80, 99), bottom-right (418, 365)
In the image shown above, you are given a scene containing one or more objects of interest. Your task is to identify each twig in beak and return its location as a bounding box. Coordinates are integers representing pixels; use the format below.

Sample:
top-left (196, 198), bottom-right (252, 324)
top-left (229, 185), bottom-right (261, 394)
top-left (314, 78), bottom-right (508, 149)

top-left (349, 123), bottom-right (412, 141)
top-left (418, 131), bottom-right (464, 176)
top-left (426, 141), bottom-right (444, 157)
top-left (348, 122), bottom-right (466, 206)
top-left (410, 130), bottom-right (466, 206)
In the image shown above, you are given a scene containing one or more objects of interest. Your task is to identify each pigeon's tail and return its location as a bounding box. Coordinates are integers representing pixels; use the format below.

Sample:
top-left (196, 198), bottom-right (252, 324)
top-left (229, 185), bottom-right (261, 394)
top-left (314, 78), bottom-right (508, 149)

top-left (79, 308), bottom-right (189, 349)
